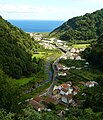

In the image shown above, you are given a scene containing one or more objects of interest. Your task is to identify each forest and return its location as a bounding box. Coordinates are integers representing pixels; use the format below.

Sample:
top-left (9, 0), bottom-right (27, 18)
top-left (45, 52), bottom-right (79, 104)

top-left (82, 33), bottom-right (103, 71)
top-left (50, 8), bottom-right (103, 41)
top-left (0, 16), bottom-right (44, 79)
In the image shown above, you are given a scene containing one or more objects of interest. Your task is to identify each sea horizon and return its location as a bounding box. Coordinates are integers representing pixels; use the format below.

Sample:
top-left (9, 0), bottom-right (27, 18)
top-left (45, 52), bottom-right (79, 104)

top-left (8, 20), bottom-right (65, 32)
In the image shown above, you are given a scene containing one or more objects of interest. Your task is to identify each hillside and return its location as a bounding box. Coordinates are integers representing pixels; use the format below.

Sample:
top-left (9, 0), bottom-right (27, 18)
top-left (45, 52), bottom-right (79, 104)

top-left (82, 33), bottom-right (103, 70)
top-left (50, 8), bottom-right (103, 41)
top-left (0, 16), bottom-right (42, 78)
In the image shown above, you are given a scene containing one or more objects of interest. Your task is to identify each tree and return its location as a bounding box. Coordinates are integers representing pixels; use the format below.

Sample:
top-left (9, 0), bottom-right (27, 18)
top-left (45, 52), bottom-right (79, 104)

top-left (0, 109), bottom-right (14, 120)
top-left (0, 70), bottom-right (20, 112)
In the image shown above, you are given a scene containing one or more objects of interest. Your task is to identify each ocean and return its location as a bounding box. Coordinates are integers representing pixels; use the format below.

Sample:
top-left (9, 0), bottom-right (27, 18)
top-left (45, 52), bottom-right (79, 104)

top-left (8, 20), bottom-right (64, 32)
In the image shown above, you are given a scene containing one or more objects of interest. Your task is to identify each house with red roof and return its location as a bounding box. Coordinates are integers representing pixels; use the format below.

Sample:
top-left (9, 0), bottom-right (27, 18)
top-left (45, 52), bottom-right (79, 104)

top-left (85, 81), bottom-right (98, 87)
top-left (44, 96), bottom-right (58, 105)
top-left (30, 100), bottom-right (44, 111)
top-left (33, 96), bottom-right (42, 103)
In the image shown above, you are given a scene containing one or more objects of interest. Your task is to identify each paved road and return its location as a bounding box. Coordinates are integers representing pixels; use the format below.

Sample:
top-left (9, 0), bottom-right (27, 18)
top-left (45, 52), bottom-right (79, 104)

top-left (46, 57), bottom-right (62, 95)
top-left (46, 44), bottom-right (68, 95)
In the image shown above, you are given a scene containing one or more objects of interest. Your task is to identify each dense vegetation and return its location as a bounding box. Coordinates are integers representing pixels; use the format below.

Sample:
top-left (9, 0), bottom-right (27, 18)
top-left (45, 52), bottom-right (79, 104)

top-left (0, 106), bottom-right (102, 120)
top-left (50, 8), bottom-right (103, 41)
top-left (82, 33), bottom-right (103, 71)
top-left (0, 69), bottom-right (20, 112)
top-left (0, 16), bottom-right (44, 78)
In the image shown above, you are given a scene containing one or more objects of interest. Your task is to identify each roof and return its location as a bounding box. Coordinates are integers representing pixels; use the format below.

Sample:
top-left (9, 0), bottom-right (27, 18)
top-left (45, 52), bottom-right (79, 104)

top-left (33, 96), bottom-right (42, 103)
top-left (66, 81), bottom-right (72, 85)
top-left (60, 84), bottom-right (69, 89)
top-left (57, 64), bottom-right (63, 70)
top-left (44, 96), bottom-right (58, 104)
top-left (73, 86), bottom-right (80, 92)
top-left (85, 81), bottom-right (94, 85)
top-left (79, 81), bottom-right (85, 85)
top-left (61, 88), bottom-right (68, 93)
top-left (30, 100), bottom-right (44, 110)
top-left (63, 94), bottom-right (73, 100)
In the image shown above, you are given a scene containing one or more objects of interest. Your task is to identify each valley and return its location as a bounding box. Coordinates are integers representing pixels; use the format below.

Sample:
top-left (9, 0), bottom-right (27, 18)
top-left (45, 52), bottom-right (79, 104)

top-left (0, 7), bottom-right (103, 119)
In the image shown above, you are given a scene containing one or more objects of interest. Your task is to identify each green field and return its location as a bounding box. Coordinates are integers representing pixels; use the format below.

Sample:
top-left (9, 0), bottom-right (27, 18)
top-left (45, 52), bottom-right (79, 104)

top-left (32, 52), bottom-right (46, 59)
top-left (72, 44), bottom-right (90, 48)
top-left (32, 49), bottom-right (63, 61)
top-left (15, 76), bottom-right (34, 86)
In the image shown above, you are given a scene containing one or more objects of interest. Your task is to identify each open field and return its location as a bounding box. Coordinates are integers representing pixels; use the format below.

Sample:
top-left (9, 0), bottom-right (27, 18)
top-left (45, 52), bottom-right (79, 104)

top-left (15, 71), bottom-right (47, 87)
top-left (72, 44), bottom-right (90, 48)
top-left (32, 52), bottom-right (46, 59)
top-left (15, 76), bottom-right (34, 86)
top-left (32, 49), bottom-right (63, 61)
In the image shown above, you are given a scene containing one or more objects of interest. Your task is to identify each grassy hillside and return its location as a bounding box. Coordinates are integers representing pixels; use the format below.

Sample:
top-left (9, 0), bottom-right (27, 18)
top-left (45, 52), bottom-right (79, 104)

top-left (50, 8), bottom-right (103, 41)
top-left (0, 16), bottom-right (43, 78)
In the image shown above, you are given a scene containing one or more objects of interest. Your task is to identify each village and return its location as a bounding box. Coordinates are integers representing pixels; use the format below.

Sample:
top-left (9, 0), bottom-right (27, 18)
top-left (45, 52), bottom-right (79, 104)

top-left (27, 34), bottom-right (98, 113)
top-left (29, 60), bottom-right (98, 112)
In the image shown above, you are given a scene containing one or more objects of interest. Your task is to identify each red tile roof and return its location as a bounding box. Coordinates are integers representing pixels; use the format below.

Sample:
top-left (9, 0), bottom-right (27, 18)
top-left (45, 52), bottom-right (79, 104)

top-left (79, 81), bottom-right (85, 85)
top-left (33, 96), bottom-right (42, 103)
top-left (60, 84), bottom-right (69, 89)
top-left (30, 100), bottom-right (44, 110)
top-left (86, 81), bottom-right (94, 85)
top-left (44, 96), bottom-right (58, 104)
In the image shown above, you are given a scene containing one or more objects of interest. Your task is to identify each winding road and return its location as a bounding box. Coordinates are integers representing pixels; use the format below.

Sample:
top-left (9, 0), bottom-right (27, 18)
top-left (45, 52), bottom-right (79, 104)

top-left (46, 45), bottom-right (67, 95)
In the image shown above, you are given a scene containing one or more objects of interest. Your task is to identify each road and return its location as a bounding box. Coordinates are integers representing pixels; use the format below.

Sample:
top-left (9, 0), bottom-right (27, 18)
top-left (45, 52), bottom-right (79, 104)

top-left (46, 58), bottom-right (60, 95)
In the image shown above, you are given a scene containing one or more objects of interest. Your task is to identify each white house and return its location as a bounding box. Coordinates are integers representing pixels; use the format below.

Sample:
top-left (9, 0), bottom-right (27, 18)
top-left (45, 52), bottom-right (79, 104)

top-left (75, 56), bottom-right (81, 60)
top-left (70, 66), bottom-right (76, 69)
top-left (85, 62), bottom-right (89, 65)
top-left (85, 81), bottom-right (98, 87)
top-left (67, 87), bottom-right (73, 94)
top-left (70, 48), bottom-right (76, 53)
top-left (66, 81), bottom-right (72, 86)
top-left (60, 88), bottom-right (68, 95)
top-left (58, 72), bottom-right (67, 77)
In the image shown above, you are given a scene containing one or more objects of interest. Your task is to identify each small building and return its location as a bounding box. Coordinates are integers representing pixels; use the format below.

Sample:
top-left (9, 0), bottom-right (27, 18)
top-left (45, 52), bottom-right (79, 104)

top-left (85, 81), bottom-right (98, 87)
top-left (44, 96), bottom-right (58, 105)
top-left (66, 81), bottom-right (72, 86)
top-left (69, 56), bottom-right (75, 60)
top-left (33, 96), bottom-right (42, 103)
top-left (75, 56), bottom-right (81, 60)
top-left (79, 81), bottom-right (85, 85)
top-left (73, 86), bottom-right (80, 95)
top-left (61, 94), bottom-right (73, 104)
top-left (60, 88), bottom-right (68, 95)
top-left (85, 62), bottom-right (89, 65)
top-left (67, 87), bottom-right (73, 94)
top-left (70, 48), bottom-right (76, 53)
top-left (85, 81), bottom-right (94, 87)
top-left (30, 100), bottom-right (44, 111)
top-left (58, 72), bottom-right (67, 77)
top-left (70, 66), bottom-right (76, 69)
top-left (76, 67), bottom-right (82, 70)
top-left (60, 84), bottom-right (69, 89)
top-left (57, 64), bottom-right (63, 70)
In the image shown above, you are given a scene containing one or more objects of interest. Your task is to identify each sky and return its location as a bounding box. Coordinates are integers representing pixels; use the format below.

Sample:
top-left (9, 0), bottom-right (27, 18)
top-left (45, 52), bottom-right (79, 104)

top-left (0, 0), bottom-right (103, 20)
